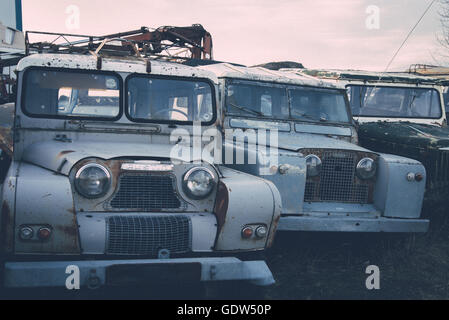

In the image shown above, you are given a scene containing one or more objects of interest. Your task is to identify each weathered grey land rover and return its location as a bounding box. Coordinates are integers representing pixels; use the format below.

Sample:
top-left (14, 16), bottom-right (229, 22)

top-left (297, 69), bottom-right (449, 203)
top-left (198, 63), bottom-right (429, 233)
top-left (0, 51), bottom-right (284, 290)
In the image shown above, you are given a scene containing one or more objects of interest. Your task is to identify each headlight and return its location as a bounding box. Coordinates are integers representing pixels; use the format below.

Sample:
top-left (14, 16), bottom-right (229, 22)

top-left (305, 154), bottom-right (322, 177)
top-left (183, 167), bottom-right (216, 199)
top-left (356, 158), bottom-right (376, 180)
top-left (75, 163), bottom-right (111, 198)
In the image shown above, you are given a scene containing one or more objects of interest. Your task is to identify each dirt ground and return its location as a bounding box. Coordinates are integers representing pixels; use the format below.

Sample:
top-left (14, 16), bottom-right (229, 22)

top-left (265, 204), bottom-right (449, 300)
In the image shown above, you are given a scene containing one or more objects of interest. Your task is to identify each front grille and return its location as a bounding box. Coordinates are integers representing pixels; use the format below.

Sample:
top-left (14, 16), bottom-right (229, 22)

top-left (304, 150), bottom-right (371, 204)
top-left (106, 215), bottom-right (191, 256)
top-left (110, 174), bottom-right (181, 211)
top-left (434, 150), bottom-right (449, 183)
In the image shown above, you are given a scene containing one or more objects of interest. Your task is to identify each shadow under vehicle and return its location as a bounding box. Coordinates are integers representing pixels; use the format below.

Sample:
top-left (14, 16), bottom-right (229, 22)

top-left (196, 63), bottom-right (428, 233)
top-left (0, 28), bottom-right (282, 291)
top-left (294, 69), bottom-right (449, 204)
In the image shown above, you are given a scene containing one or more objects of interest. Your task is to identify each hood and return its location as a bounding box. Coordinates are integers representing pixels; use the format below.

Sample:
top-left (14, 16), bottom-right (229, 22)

top-left (359, 122), bottom-right (449, 150)
top-left (24, 132), bottom-right (372, 175)
top-left (273, 132), bottom-right (370, 153)
top-left (22, 141), bottom-right (197, 176)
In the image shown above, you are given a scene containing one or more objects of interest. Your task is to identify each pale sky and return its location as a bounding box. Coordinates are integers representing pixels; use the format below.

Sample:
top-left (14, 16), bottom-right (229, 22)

top-left (21, 0), bottom-right (446, 71)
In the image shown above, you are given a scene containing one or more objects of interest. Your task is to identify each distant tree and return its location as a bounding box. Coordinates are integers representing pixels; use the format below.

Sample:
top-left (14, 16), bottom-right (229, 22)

top-left (437, 0), bottom-right (449, 60)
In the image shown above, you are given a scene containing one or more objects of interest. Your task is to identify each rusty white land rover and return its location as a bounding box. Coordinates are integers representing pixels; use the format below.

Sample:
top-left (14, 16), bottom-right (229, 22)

top-left (0, 51), bottom-right (283, 290)
top-left (197, 63), bottom-right (429, 233)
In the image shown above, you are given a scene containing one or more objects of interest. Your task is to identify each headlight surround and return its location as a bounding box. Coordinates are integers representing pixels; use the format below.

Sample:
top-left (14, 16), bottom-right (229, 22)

top-left (356, 158), bottom-right (377, 180)
top-left (305, 154), bottom-right (322, 177)
top-left (75, 163), bottom-right (111, 198)
top-left (183, 167), bottom-right (216, 200)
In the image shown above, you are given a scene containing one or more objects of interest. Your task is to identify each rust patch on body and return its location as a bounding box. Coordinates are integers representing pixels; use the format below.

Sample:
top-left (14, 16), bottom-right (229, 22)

top-left (214, 181), bottom-right (229, 234)
top-left (57, 150), bottom-right (75, 158)
top-left (55, 224), bottom-right (79, 239)
top-left (266, 214), bottom-right (280, 248)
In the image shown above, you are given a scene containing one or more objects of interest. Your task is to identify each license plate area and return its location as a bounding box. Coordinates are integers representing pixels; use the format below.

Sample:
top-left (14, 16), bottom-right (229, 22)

top-left (106, 263), bottom-right (202, 286)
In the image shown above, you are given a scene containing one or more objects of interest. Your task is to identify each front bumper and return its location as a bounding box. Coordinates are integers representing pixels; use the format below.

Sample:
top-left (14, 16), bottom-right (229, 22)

top-left (278, 215), bottom-right (429, 233)
top-left (3, 257), bottom-right (275, 289)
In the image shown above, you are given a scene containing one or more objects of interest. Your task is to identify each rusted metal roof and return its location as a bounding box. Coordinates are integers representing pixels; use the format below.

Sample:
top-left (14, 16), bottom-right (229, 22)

top-left (16, 53), bottom-right (219, 82)
top-left (199, 63), bottom-right (343, 89)
top-left (291, 68), bottom-right (441, 85)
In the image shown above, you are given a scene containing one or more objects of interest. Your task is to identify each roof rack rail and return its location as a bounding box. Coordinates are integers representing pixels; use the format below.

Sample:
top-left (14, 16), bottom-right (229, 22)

top-left (24, 24), bottom-right (213, 62)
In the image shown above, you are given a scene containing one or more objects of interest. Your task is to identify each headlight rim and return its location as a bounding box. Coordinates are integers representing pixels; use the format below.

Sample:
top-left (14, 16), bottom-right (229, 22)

top-left (356, 157), bottom-right (377, 180)
top-left (74, 163), bottom-right (111, 199)
top-left (305, 154), bottom-right (322, 177)
top-left (183, 166), bottom-right (217, 200)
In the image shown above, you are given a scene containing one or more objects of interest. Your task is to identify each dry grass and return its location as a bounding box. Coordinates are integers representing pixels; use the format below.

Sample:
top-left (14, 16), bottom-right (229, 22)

top-left (265, 205), bottom-right (449, 300)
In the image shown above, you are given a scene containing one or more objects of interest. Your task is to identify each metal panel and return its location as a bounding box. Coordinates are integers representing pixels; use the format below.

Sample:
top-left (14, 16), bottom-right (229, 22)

top-left (106, 215), bottom-right (191, 256)
top-left (14, 163), bottom-right (80, 254)
top-left (229, 118), bottom-right (291, 132)
top-left (374, 154), bottom-right (426, 219)
top-left (109, 174), bottom-right (181, 211)
top-left (278, 215), bottom-right (429, 233)
top-left (4, 257), bottom-right (275, 288)
top-left (77, 212), bottom-right (216, 254)
top-left (214, 167), bottom-right (281, 251)
top-left (294, 123), bottom-right (352, 136)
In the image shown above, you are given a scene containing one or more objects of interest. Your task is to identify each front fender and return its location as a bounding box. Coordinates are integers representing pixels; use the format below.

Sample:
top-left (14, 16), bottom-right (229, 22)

top-left (214, 167), bottom-right (281, 251)
top-left (14, 163), bottom-right (80, 254)
top-left (374, 154), bottom-right (426, 219)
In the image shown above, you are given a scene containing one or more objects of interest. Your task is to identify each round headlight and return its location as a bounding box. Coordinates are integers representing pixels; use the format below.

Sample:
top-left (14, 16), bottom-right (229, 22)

top-left (356, 158), bottom-right (377, 180)
top-left (183, 167), bottom-right (216, 199)
top-left (75, 163), bottom-right (111, 198)
top-left (305, 154), bottom-right (322, 177)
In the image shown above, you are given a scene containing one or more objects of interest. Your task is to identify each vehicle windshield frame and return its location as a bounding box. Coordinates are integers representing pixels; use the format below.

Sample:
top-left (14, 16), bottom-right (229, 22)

top-left (347, 84), bottom-right (443, 120)
top-left (125, 74), bottom-right (217, 126)
top-left (21, 66), bottom-right (124, 121)
top-left (225, 78), bottom-right (353, 125)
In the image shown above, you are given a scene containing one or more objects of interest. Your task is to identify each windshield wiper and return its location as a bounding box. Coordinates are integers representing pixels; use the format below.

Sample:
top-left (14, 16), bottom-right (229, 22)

top-left (408, 94), bottom-right (417, 111)
top-left (291, 110), bottom-right (326, 122)
top-left (228, 102), bottom-right (264, 116)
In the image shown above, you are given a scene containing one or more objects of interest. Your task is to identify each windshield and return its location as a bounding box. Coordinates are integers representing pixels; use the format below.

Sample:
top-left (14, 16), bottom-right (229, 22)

top-left (127, 76), bottom-right (215, 124)
top-left (348, 85), bottom-right (442, 119)
top-left (23, 68), bottom-right (121, 119)
top-left (226, 80), bottom-right (351, 124)
top-left (289, 87), bottom-right (350, 123)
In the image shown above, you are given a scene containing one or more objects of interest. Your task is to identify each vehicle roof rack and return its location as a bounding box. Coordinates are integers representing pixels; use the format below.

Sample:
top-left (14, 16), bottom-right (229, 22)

top-left (183, 58), bottom-right (246, 67)
top-left (303, 69), bottom-right (441, 85)
top-left (407, 64), bottom-right (449, 86)
top-left (24, 24), bottom-right (213, 62)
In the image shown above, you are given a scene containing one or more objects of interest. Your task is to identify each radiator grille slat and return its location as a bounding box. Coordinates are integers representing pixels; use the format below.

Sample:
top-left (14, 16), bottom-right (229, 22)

top-left (304, 151), bottom-right (370, 204)
top-left (106, 215), bottom-right (191, 256)
top-left (110, 174), bottom-right (181, 210)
